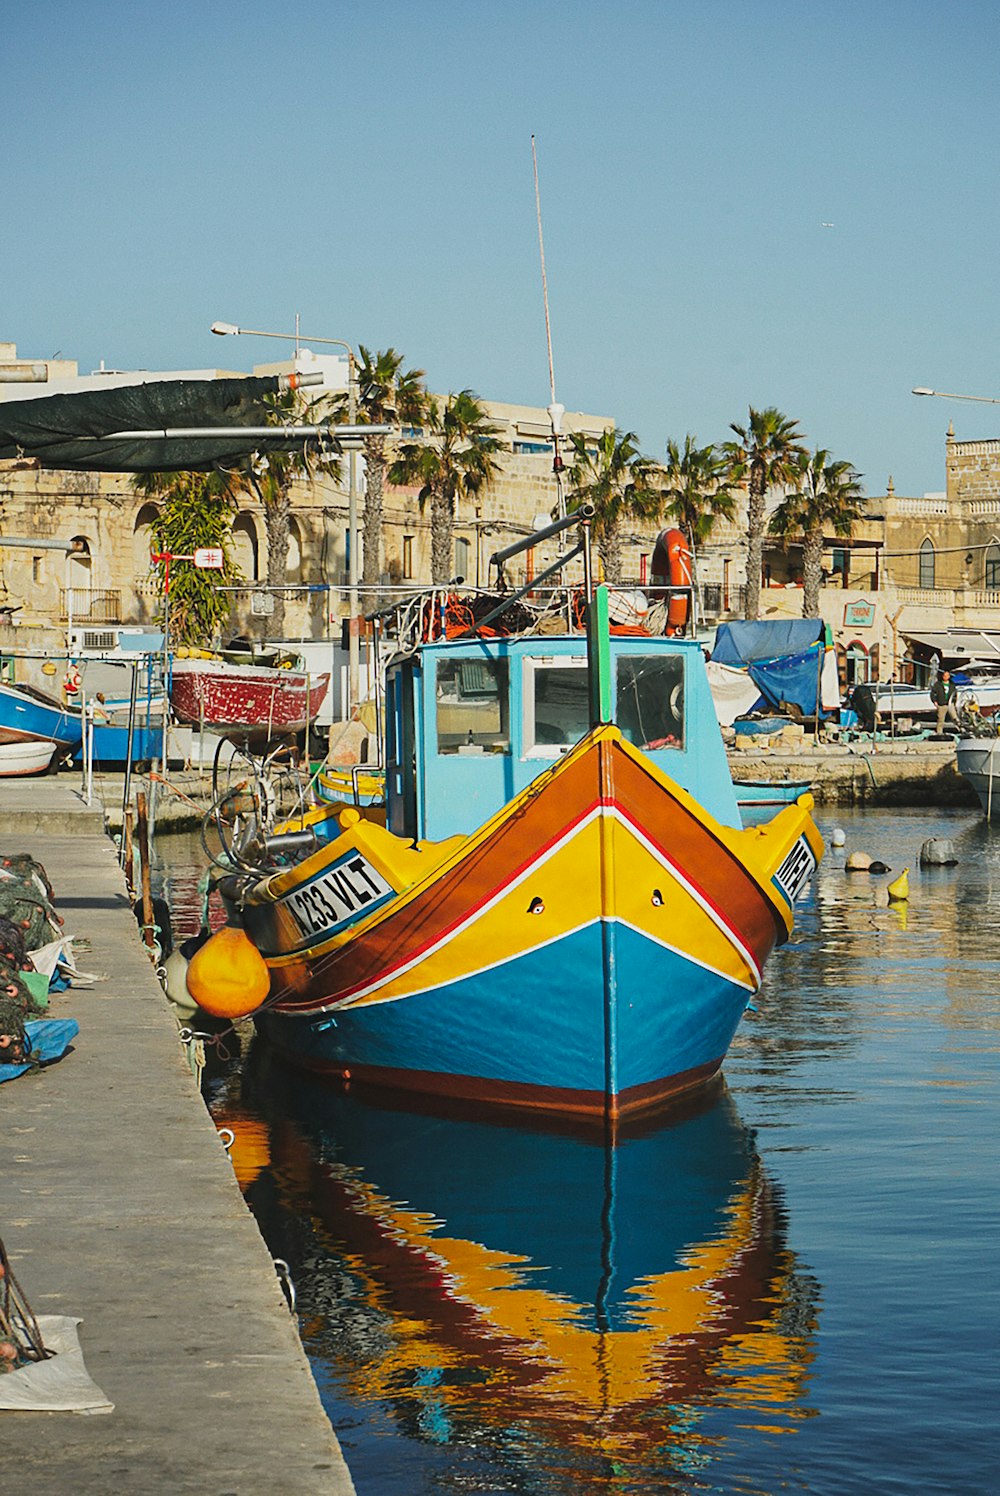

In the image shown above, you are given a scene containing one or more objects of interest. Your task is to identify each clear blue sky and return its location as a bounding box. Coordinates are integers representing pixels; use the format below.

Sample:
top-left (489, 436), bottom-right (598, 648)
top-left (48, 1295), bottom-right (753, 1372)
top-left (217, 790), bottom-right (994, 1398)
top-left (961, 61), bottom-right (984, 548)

top-left (6, 0), bottom-right (1000, 497)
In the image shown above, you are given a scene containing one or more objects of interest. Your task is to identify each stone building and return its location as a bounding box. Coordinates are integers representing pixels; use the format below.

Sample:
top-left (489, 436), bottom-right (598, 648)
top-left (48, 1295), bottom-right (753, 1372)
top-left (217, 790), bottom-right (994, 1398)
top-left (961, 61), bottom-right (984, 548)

top-left (0, 343), bottom-right (622, 655)
top-left (9, 336), bottom-right (1000, 695)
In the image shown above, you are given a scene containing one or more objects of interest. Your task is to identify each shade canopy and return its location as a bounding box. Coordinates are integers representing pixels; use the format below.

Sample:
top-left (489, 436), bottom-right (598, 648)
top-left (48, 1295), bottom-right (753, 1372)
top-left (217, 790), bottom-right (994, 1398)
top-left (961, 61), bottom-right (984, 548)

top-left (0, 376), bottom-right (341, 472)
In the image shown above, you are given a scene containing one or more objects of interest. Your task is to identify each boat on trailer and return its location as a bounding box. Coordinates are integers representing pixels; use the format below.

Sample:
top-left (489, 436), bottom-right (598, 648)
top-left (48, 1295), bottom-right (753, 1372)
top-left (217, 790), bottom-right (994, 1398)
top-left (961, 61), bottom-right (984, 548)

top-left (0, 681), bottom-right (82, 749)
top-left (208, 554), bottom-right (822, 1122)
top-left (170, 656), bottom-right (330, 743)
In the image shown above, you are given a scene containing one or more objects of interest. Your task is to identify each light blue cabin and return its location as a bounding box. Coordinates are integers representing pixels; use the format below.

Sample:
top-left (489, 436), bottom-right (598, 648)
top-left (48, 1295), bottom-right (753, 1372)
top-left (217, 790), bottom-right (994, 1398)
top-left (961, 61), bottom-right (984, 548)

top-left (384, 635), bottom-right (740, 841)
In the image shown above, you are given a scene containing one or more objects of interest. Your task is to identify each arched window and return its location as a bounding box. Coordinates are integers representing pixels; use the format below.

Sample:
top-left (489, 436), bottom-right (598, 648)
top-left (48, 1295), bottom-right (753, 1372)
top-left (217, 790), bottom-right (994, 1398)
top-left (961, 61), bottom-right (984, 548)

top-left (919, 538), bottom-right (935, 590)
top-left (986, 543), bottom-right (1000, 590)
top-left (231, 513), bottom-right (260, 582)
top-left (846, 640), bottom-right (869, 686)
top-left (287, 516), bottom-right (303, 583)
top-left (454, 535), bottom-right (471, 582)
top-left (132, 503), bottom-right (159, 575)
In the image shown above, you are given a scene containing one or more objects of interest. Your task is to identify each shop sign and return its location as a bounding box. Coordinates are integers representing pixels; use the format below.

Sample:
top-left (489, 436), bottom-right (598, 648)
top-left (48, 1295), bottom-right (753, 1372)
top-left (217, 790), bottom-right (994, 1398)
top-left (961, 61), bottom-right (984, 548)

top-left (843, 600), bottom-right (876, 628)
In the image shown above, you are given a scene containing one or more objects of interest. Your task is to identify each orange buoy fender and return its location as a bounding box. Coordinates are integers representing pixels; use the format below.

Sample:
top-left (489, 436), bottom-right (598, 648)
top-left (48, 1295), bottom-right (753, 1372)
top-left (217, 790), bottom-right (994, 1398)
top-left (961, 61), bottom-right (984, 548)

top-left (225, 1117), bottom-right (272, 1191)
top-left (185, 923), bottom-right (271, 1019)
top-left (649, 528), bottom-right (693, 635)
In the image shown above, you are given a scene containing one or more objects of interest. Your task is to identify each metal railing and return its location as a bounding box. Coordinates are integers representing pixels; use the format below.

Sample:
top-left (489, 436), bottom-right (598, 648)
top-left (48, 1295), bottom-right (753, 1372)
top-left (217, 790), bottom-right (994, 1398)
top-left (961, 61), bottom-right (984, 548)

top-left (58, 588), bottom-right (122, 623)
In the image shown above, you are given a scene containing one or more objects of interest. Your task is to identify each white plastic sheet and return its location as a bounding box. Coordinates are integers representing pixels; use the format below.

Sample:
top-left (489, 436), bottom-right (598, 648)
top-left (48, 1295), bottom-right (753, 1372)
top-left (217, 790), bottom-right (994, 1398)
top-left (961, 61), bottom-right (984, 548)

top-left (0, 1317), bottom-right (113, 1414)
top-left (705, 660), bottom-right (763, 726)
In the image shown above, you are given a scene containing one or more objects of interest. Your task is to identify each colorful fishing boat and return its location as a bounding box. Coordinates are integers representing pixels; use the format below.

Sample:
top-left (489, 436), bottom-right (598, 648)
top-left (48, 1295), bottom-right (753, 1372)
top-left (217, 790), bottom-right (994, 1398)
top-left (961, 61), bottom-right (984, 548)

top-left (0, 681), bottom-right (82, 749)
top-left (170, 656), bottom-right (330, 742)
top-left (315, 764), bottom-right (386, 809)
top-left (205, 582), bottom-right (822, 1122)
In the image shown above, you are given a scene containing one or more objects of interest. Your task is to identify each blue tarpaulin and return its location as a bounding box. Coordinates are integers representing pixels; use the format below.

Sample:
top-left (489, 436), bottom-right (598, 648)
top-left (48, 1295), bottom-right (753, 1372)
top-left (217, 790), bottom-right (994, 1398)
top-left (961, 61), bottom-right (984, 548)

top-left (712, 620), bottom-right (824, 665)
top-left (711, 619), bottom-right (833, 717)
top-left (747, 647), bottom-right (825, 716)
top-left (0, 1018), bottom-right (79, 1082)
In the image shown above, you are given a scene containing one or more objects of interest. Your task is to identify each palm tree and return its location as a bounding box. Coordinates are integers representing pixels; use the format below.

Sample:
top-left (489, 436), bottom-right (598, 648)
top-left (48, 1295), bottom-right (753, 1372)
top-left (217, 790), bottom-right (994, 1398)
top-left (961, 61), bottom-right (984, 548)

top-left (131, 470), bottom-right (243, 648)
top-left (250, 386), bottom-right (341, 637)
top-left (660, 433), bottom-right (740, 542)
top-left (769, 450), bottom-right (866, 617)
top-left (390, 390), bottom-right (503, 583)
top-left (722, 407), bottom-right (806, 620)
top-left (565, 427), bottom-right (660, 584)
top-left (354, 346), bottom-right (426, 596)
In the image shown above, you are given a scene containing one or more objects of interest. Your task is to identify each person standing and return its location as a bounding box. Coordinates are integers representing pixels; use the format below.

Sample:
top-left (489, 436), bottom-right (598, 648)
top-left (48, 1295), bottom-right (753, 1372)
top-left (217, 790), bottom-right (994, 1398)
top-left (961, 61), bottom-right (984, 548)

top-left (931, 670), bottom-right (957, 733)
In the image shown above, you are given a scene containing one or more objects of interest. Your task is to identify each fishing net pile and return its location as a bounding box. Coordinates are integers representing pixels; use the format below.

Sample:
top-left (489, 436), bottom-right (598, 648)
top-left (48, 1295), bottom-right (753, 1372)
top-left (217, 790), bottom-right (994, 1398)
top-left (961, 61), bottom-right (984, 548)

top-left (0, 855), bottom-right (63, 1067)
top-left (0, 1238), bottom-right (49, 1372)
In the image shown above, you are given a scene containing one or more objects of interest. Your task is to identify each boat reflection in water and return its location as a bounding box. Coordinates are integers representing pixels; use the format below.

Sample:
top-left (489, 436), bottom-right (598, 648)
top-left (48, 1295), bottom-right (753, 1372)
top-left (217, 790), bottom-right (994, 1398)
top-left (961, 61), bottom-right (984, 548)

top-left (218, 1060), bottom-right (819, 1492)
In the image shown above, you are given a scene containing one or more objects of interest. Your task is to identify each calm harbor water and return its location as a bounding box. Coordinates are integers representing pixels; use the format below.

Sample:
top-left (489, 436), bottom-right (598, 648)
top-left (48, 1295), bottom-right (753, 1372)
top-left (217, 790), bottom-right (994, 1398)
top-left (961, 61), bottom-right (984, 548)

top-left (154, 805), bottom-right (999, 1495)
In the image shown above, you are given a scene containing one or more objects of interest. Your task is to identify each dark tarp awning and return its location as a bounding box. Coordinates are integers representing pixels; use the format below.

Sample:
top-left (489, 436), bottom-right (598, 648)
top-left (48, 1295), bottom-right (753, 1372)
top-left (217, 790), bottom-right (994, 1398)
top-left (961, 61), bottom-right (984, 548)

top-left (0, 376), bottom-right (323, 472)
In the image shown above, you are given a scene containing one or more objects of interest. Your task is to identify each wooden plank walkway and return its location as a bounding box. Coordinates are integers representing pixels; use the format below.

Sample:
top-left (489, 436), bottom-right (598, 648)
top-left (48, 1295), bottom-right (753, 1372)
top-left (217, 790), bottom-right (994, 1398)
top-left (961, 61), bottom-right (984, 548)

top-left (0, 781), bottom-right (354, 1494)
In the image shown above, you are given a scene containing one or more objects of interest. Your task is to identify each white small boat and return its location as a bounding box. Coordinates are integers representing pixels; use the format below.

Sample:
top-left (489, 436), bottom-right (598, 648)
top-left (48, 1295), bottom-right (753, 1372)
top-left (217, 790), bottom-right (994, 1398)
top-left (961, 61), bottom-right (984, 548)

top-left (872, 671), bottom-right (1000, 723)
top-left (0, 738), bottom-right (59, 777)
top-left (955, 736), bottom-right (1000, 820)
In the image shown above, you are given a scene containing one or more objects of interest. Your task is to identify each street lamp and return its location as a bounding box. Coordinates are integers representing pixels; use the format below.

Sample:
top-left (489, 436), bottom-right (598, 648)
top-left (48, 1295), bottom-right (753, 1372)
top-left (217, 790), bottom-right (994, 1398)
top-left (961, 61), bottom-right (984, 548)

top-left (212, 318), bottom-right (361, 712)
top-left (912, 387), bottom-right (1000, 406)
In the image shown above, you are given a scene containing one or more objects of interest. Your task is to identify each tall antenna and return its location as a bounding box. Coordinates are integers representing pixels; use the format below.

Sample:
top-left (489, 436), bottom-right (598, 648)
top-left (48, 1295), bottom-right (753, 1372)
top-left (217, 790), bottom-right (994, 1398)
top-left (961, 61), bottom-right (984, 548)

top-left (531, 134), bottom-right (566, 516)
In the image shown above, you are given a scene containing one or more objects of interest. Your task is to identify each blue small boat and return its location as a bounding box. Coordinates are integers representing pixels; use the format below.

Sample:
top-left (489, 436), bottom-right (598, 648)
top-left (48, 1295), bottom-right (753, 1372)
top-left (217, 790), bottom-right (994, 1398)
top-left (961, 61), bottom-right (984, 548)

top-left (0, 681), bottom-right (83, 749)
top-left (735, 778), bottom-right (813, 808)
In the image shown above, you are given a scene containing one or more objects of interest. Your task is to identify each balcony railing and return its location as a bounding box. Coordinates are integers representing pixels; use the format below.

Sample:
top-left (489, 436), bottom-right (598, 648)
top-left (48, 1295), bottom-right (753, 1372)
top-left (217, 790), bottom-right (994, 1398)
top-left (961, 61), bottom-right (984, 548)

top-left (59, 588), bottom-right (122, 623)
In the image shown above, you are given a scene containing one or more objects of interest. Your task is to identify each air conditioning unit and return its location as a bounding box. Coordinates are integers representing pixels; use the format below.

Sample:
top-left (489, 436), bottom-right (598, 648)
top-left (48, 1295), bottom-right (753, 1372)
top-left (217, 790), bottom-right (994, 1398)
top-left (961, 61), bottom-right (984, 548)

top-left (67, 627), bottom-right (165, 657)
top-left (69, 628), bottom-right (119, 653)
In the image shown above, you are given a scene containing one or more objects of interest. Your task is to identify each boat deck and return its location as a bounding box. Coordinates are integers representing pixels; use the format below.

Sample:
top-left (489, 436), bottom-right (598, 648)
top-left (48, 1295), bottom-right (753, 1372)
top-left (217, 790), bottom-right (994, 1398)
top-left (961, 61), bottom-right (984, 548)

top-left (0, 780), bottom-right (353, 1494)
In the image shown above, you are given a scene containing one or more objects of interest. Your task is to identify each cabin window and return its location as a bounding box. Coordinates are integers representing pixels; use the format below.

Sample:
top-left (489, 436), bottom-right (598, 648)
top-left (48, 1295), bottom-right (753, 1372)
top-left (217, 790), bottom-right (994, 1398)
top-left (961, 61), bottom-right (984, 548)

top-left (522, 657), bottom-right (590, 756)
top-left (616, 655), bottom-right (685, 750)
top-left (436, 658), bottom-right (510, 754)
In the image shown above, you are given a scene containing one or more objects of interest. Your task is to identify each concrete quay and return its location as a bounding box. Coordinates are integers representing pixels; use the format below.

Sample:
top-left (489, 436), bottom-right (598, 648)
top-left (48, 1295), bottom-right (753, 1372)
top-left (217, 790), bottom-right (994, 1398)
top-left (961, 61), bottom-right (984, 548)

top-left (728, 738), bottom-right (977, 808)
top-left (0, 780), bottom-right (354, 1495)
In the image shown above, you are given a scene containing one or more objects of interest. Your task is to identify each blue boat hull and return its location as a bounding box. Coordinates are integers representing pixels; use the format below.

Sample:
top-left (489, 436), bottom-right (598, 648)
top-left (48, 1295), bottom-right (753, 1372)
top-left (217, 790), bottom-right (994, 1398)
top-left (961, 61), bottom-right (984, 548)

top-left (258, 919), bottom-right (753, 1114)
top-left (0, 683), bottom-right (83, 747)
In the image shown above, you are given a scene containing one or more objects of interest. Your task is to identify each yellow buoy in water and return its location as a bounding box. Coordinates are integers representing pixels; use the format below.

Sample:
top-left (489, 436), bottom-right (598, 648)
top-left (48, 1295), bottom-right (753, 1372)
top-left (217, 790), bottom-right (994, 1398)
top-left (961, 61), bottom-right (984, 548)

top-left (887, 867), bottom-right (909, 903)
top-left (186, 924), bottom-right (271, 1018)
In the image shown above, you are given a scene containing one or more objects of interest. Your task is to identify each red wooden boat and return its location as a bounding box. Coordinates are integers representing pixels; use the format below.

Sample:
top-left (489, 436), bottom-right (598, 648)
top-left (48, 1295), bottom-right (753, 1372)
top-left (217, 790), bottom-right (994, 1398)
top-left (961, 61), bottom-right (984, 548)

top-left (170, 657), bottom-right (329, 741)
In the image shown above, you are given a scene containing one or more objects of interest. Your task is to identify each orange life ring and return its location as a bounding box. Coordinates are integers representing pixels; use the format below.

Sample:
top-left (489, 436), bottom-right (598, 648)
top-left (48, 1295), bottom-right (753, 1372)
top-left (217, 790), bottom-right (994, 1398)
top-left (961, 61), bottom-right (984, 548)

top-left (64, 665), bottom-right (81, 696)
top-left (649, 528), bottom-right (693, 636)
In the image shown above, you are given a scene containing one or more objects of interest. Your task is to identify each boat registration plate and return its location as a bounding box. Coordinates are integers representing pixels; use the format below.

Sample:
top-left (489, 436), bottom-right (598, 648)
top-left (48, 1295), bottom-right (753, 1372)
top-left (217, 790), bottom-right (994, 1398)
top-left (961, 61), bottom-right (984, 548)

top-left (774, 835), bottom-right (817, 904)
top-left (282, 852), bottom-right (395, 944)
